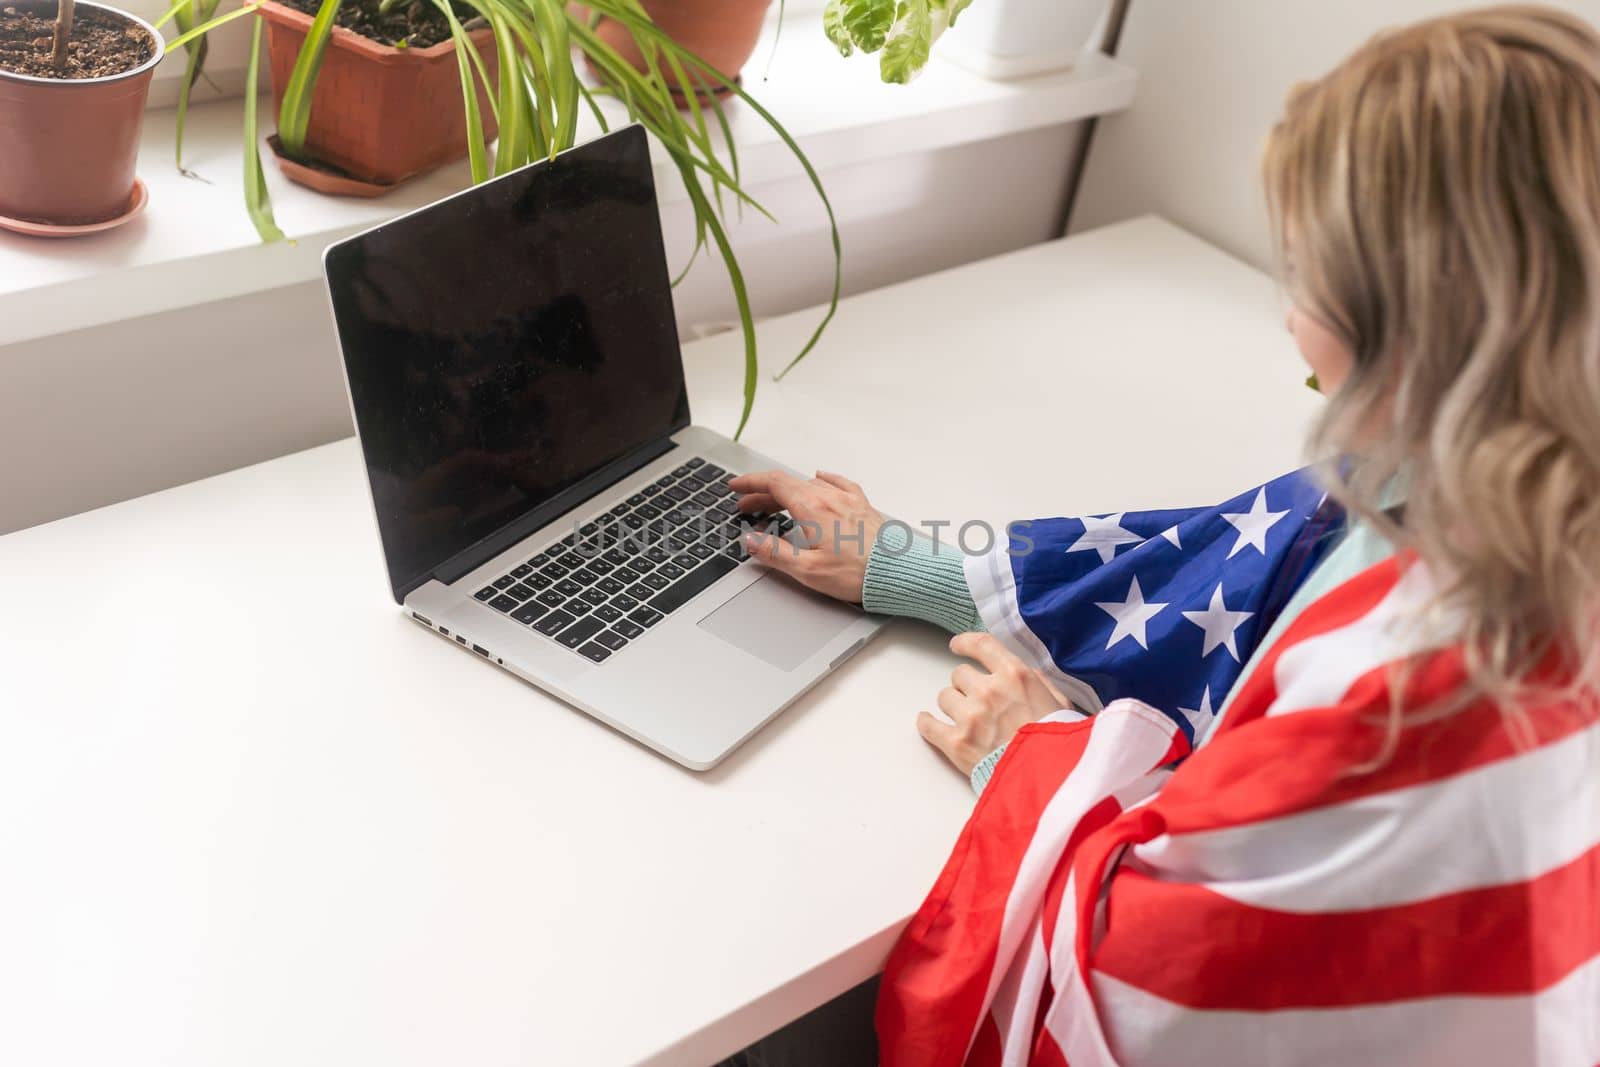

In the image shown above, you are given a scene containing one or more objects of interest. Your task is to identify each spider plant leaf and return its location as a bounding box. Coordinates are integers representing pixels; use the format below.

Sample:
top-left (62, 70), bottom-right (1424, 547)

top-left (173, 0), bottom-right (219, 176)
top-left (530, 0), bottom-right (576, 148)
top-left (276, 0), bottom-right (341, 159)
top-left (576, 79), bottom-right (611, 133)
top-left (643, 29), bottom-right (842, 379)
top-left (161, 0), bottom-right (263, 52)
top-left (433, 0), bottom-right (490, 182)
top-left (242, 16), bottom-right (286, 243)
top-left (673, 156), bottom-right (758, 439)
top-left (489, 10), bottom-right (528, 174)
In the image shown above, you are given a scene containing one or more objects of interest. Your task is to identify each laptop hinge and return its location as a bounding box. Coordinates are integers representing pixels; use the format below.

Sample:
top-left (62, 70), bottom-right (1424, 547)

top-left (397, 435), bottom-right (681, 602)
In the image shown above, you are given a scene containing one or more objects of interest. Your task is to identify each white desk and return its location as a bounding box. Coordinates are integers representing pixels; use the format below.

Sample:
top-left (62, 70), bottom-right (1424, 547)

top-left (0, 217), bottom-right (1320, 1066)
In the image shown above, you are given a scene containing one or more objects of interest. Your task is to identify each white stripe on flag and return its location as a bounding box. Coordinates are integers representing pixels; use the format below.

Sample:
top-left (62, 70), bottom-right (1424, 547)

top-left (1090, 952), bottom-right (1600, 1067)
top-left (1128, 717), bottom-right (1600, 912)
top-left (966, 545), bottom-right (1103, 714)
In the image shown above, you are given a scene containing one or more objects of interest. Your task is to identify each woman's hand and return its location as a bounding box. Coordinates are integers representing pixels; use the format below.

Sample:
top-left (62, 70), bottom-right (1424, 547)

top-left (917, 633), bottom-right (1075, 776)
top-left (728, 470), bottom-right (886, 603)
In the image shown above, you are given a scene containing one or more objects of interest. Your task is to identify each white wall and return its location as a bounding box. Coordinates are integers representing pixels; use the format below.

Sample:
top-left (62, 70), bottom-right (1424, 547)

top-left (0, 123), bottom-right (1079, 535)
top-left (1072, 0), bottom-right (1600, 270)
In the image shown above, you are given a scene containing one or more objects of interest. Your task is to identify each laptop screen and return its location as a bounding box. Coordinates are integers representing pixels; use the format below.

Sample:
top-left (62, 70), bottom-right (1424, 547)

top-left (326, 126), bottom-right (690, 601)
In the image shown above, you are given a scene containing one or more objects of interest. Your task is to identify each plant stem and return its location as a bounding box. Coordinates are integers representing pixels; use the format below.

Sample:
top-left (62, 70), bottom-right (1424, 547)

top-left (51, 0), bottom-right (75, 69)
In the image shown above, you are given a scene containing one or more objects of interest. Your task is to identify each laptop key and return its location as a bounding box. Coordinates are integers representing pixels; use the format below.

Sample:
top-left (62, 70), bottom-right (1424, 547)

top-left (597, 576), bottom-right (625, 595)
top-left (570, 568), bottom-right (599, 586)
top-left (603, 547), bottom-right (631, 567)
top-left (629, 606), bottom-right (664, 628)
top-left (672, 464), bottom-right (692, 477)
top-left (612, 619), bottom-right (646, 640)
top-left (512, 601), bottom-right (549, 625)
top-left (554, 579), bottom-right (584, 598)
top-left (594, 604), bottom-right (624, 623)
top-left (685, 457), bottom-right (705, 469)
top-left (576, 642), bottom-right (612, 663)
top-left (492, 576), bottom-right (516, 589)
top-left (555, 616), bottom-right (604, 649)
top-left (663, 485), bottom-right (692, 502)
top-left (474, 587), bottom-right (497, 601)
top-left (613, 566), bottom-right (641, 585)
top-left (625, 583), bottom-right (654, 601)
top-left (612, 594), bottom-right (640, 612)
top-left (642, 573), bottom-right (672, 591)
top-left (643, 482), bottom-right (664, 496)
top-left (655, 475), bottom-right (674, 488)
top-left (656, 563), bottom-right (685, 581)
top-left (529, 552), bottom-right (551, 566)
top-left (556, 552), bottom-right (585, 570)
top-left (566, 600), bottom-right (593, 616)
top-left (636, 503), bottom-right (662, 520)
top-left (489, 594), bottom-right (521, 613)
top-left (649, 555), bottom-right (740, 616)
top-left (536, 590), bottom-right (567, 608)
top-left (506, 583), bottom-right (537, 601)
top-left (510, 564), bottom-right (533, 579)
top-left (580, 587), bottom-right (609, 606)
top-left (534, 610), bottom-right (575, 636)
top-left (540, 562), bottom-right (570, 580)
top-left (587, 558), bottom-right (615, 575)
top-left (609, 503), bottom-right (629, 517)
top-left (528, 573), bottom-right (553, 591)
top-left (688, 543), bottom-right (715, 560)
top-left (594, 629), bottom-right (629, 651)
top-left (699, 463), bottom-right (725, 479)
top-left (627, 493), bottom-right (646, 506)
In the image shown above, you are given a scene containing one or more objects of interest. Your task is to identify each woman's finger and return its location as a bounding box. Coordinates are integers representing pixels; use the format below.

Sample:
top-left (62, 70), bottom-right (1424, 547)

top-left (950, 663), bottom-right (985, 696)
top-left (915, 710), bottom-right (960, 761)
top-left (743, 528), bottom-right (812, 573)
top-left (949, 631), bottom-right (1022, 674)
top-left (728, 470), bottom-right (814, 515)
top-left (814, 470), bottom-right (865, 496)
top-left (735, 492), bottom-right (780, 516)
top-left (936, 685), bottom-right (975, 721)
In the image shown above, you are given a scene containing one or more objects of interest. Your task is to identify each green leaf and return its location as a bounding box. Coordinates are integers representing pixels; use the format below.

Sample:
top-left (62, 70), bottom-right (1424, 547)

top-left (839, 0), bottom-right (896, 53)
top-left (879, 0), bottom-right (932, 83)
top-left (822, 0), bottom-right (852, 56)
top-left (276, 0), bottom-right (341, 159)
top-left (433, 0), bottom-right (489, 183)
top-left (241, 17), bottom-right (285, 243)
top-left (946, 0), bottom-right (975, 26)
top-left (1306, 374), bottom-right (1321, 392)
top-left (161, 0), bottom-right (262, 52)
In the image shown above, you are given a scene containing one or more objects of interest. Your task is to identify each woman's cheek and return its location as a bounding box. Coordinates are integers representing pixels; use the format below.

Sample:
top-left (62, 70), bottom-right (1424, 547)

top-left (1289, 306), bottom-right (1356, 394)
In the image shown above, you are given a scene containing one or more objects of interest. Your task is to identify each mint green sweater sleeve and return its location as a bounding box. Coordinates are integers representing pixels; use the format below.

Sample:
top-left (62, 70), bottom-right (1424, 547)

top-left (862, 523), bottom-right (986, 635)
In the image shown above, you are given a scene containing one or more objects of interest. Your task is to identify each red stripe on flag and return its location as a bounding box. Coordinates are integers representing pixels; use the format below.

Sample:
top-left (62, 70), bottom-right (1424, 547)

top-left (1219, 554), bottom-right (1411, 730)
top-left (1092, 841), bottom-right (1600, 1009)
top-left (878, 719), bottom-right (1100, 1067)
top-left (1154, 651), bottom-right (1597, 837)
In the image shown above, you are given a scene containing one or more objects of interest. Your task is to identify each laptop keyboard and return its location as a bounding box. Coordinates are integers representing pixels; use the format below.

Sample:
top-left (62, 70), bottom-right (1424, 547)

top-left (470, 457), bottom-right (795, 663)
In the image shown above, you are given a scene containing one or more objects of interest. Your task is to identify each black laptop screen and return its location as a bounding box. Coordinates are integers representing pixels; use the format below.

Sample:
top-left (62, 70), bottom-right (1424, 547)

top-left (326, 127), bottom-right (690, 601)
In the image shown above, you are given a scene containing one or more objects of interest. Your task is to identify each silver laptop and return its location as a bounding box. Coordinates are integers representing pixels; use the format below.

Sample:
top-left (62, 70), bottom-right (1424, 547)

top-left (323, 125), bottom-right (882, 770)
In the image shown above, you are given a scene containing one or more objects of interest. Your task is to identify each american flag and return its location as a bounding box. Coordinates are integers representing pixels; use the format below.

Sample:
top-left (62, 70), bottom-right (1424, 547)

top-left (877, 553), bottom-right (1600, 1066)
top-left (964, 469), bottom-right (1341, 743)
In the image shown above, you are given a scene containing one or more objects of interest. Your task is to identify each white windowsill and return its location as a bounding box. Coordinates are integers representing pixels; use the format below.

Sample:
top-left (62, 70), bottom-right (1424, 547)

top-left (0, 14), bottom-right (1135, 347)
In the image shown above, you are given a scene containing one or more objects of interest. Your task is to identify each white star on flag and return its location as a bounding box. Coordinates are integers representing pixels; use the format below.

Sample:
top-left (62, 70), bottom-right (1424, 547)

top-left (1182, 584), bottom-right (1255, 660)
top-left (1067, 513), bottom-right (1143, 564)
top-left (1222, 488), bottom-right (1289, 558)
top-left (1160, 525), bottom-right (1182, 548)
top-left (1177, 685), bottom-right (1216, 734)
top-left (1096, 576), bottom-right (1169, 651)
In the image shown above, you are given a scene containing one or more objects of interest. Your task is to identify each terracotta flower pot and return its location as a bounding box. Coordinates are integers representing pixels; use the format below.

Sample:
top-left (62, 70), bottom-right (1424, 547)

top-left (0, 1), bottom-right (160, 225)
top-left (257, 0), bottom-right (499, 190)
top-left (587, 0), bottom-right (772, 103)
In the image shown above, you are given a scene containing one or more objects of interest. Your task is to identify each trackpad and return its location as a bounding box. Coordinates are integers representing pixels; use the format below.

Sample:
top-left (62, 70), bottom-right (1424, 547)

top-left (698, 573), bottom-right (861, 671)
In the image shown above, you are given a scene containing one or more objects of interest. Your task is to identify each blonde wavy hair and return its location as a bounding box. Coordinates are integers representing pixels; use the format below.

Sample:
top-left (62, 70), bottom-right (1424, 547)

top-left (1262, 5), bottom-right (1600, 717)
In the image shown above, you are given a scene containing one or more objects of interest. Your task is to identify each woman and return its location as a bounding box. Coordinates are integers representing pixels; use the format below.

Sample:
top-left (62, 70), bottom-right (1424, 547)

top-left (729, 6), bottom-right (1600, 1064)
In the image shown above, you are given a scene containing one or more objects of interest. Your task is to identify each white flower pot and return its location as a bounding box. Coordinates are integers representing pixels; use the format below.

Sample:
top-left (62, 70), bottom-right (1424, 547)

top-left (939, 0), bottom-right (1109, 80)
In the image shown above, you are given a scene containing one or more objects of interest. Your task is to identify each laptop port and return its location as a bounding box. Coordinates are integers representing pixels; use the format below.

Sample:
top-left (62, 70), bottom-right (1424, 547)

top-left (439, 627), bottom-right (450, 637)
top-left (455, 635), bottom-right (468, 646)
top-left (412, 612), bottom-right (433, 626)
top-left (472, 644), bottom-right (490, 657)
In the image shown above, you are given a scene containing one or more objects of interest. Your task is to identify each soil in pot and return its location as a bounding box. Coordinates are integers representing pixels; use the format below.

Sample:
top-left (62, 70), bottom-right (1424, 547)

top-left (0, 5), bottom-right (154, 79)
top-left (278, 0), bottom-right (472, 49)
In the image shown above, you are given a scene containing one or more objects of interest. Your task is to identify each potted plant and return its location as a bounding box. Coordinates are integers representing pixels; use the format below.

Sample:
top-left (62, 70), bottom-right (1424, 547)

top-left (176, 0), bottom-right (838, 436)
top-left (0, 0), bottom-right (245, 231)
